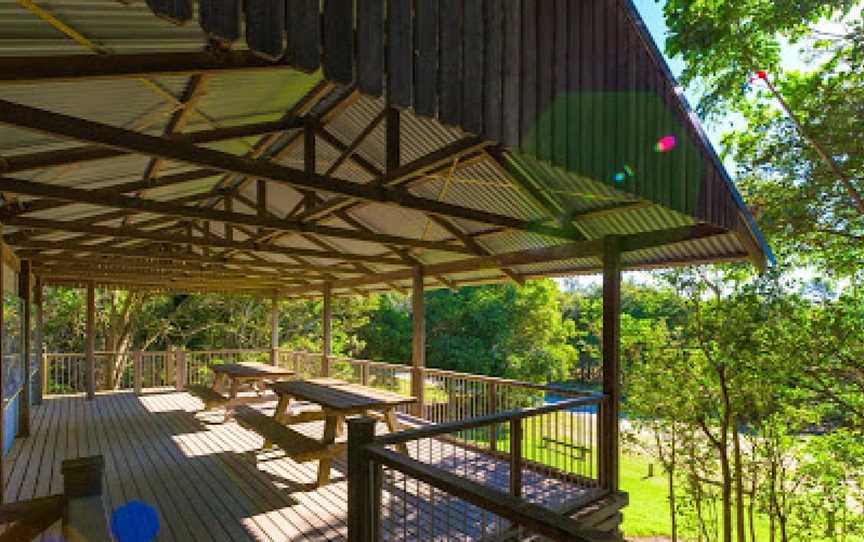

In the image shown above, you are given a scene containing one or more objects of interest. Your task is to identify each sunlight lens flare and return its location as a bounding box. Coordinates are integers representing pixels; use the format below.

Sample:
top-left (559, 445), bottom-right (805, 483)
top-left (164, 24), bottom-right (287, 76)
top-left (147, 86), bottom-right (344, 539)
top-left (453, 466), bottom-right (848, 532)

top-left (655, 135), bottom-right (677, 153)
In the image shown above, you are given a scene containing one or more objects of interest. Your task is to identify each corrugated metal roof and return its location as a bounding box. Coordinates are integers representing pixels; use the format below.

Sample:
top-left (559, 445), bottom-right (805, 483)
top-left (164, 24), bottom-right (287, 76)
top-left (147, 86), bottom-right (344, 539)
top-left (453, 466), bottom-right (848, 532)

top-left (0, 0), bottom-right (768, 294)
top-left (0, 0), bottom-right (207, 55)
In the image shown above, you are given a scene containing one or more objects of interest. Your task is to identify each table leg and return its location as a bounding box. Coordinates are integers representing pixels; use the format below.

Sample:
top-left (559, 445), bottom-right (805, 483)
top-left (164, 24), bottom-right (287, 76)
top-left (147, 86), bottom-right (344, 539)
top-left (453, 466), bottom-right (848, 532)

top-left (384, 409), bottom-right (408, 455)
top-left (222, 378), bottom-right (242, 422)
top-left (264, 394), bottom-right (292, 450)
top-left (317, 415), bottom-right (339, 487)
top-left (212, 373), bottom-right (227, 395)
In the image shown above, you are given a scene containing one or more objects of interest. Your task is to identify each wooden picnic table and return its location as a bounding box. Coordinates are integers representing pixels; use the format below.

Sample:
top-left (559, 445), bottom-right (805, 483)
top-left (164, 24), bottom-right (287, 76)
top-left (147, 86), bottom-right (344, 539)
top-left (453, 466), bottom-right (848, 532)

top-left (188, 362), bottom-right (296, 420)
top-left (211, 362), bottom-right (296, 399)
top-left (270, 378), bottom-right (416, 485)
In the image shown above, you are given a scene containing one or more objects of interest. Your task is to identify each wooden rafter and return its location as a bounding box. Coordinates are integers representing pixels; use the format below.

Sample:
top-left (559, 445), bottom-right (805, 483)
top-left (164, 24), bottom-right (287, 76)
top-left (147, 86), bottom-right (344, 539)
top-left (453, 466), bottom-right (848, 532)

top-left (0, 177), bottom-right (473, 255)
top-left (25, 254), bottom-right (352, 280)
top-left (0, 119), bottom-right (295, 175)
top-left (2, 216), bottom-right (408, 265)
top-left (13, 241), bottom-right (362, 275)
top-left (139, 74), bottom-right (211, 190)
top-left (293, 136), bottom-right (490, 222)
top-left (0, 168), bottom-right (217, 220)
top-left (278, 225), bottom-right (727, 295)
top-left (5, 99), bottom-right (564, 236)
top-left (0, 51), bottom-right (286, 84)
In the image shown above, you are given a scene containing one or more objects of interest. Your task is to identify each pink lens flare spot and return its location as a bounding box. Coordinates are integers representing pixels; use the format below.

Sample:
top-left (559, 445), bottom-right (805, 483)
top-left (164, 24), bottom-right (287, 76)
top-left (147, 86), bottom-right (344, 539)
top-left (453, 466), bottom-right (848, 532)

top-left (655, 135), bottom-right (677, 153)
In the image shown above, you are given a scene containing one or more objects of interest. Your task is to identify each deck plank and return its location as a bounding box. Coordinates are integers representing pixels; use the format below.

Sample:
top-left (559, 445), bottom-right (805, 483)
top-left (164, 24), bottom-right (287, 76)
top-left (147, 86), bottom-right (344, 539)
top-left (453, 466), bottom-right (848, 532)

top-left (5, 392), bottom-right (596, 541)
top-left (110, 392), bottom-right (232, 542)
top-left (96, 392), bottom-right (182, 542)
top-left (162, 392), bottom-right (332, 541)
top-left (133, 392), bottom-right (258, 542)
top-left (5, 389), bottom-right (50, 501)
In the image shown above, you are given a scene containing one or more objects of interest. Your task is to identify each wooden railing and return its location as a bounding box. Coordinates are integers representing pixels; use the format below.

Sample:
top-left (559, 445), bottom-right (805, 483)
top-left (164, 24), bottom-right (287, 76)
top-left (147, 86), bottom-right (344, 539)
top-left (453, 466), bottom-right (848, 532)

top-left (43, 349), bottom-right (271, 394)
top-left (43, 349), bottom-right (610, 485)
top-left (42, 349), bottom-right (617, 537)
top-left (347, 397), bottom-right (610, 542)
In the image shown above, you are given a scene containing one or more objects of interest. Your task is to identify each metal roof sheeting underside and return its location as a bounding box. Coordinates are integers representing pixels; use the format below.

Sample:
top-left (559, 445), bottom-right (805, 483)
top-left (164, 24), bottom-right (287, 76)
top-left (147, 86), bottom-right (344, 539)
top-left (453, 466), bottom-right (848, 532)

top-left (0, 0), bottom-right (765, 295)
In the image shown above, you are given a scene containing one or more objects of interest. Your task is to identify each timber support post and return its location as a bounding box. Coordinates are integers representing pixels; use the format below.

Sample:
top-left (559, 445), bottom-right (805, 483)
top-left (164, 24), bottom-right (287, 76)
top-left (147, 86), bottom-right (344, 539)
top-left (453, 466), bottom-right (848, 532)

top-left (166, 348), bottom-right (175, 386)
top-left (510, 417), bottom-right (523, 498)
top-left (175, 349), bottom-right (186, 390)
top-left (411, 266), bottom-right (425, 418)
top-left (270, 295), bottom-right (279, 365)
top-left (600, 236), bottom-right (621, 492)
top-left (347, 417), bottom-right (378, 542)
top-left (133, 351), bottom-right (143, 395)
top-left (322, 283), bottom-right (332, 377)
top-left (85, 280), bottom-right (96, 400)
top-left (18, 260), bottom-right (31, 437)
top-left (488, 382), bottom-right (498, 451)
top-left (35, 276), bottom-right (45, 404)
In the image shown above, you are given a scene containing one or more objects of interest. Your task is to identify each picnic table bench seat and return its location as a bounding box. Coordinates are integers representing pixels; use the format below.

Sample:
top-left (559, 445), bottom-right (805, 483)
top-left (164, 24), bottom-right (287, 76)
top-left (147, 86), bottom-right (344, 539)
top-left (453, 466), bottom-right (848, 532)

top-left (186, 384), bottom-right (230, 409)
top-left (234, 406), bottom-right (346, 463)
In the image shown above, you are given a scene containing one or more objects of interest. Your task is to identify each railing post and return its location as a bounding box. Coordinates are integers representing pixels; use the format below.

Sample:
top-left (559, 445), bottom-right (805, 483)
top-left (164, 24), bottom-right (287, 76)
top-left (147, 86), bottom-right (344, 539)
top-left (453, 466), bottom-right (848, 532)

top-left (35, 276), bottom-right (45, 405)
top-left (322, 283), bottom-right (332, 377)
top-left (62, 455), bottom-right (110, 541)
top-left (488, 381), bottom-right (498, 452)
top-left (510, 417), bottom-right (523, 498)
top-left (41, 353), bottom-right (48, 399)
top-left (348, 417), bottom-right (378, 542)
top-left (411, 266), bottom-right (426, 418)
top-left (166, 348), bottom-right (175, 387)
top-left (270, 295), bottom-right (280, 366)
top-left (85, 281), bottom-right (96, 400)
top-left (175, 349), bottom-right (186, 391)
top-left (360, 361), bottom-right (369, 386)
top-left (133, 351), bottom-right (143, 395)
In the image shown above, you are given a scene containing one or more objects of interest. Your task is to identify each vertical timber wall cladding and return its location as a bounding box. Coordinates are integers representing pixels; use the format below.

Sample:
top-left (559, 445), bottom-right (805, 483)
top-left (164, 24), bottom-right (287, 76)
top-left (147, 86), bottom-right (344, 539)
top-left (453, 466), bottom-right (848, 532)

top-left (145, 0), bottom-right (739, 230)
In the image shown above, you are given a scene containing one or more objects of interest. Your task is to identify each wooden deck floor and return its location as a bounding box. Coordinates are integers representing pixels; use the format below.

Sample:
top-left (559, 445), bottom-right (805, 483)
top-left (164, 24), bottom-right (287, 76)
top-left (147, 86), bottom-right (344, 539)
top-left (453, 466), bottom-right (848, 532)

top-left (5, 391), bottom-right (598, 541)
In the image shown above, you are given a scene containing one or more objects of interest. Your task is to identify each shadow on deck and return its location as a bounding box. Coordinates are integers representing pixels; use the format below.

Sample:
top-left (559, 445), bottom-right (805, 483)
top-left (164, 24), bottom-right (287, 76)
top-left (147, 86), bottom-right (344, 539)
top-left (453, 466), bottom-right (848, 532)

top-left (6, 391), bottom-right (600, 541)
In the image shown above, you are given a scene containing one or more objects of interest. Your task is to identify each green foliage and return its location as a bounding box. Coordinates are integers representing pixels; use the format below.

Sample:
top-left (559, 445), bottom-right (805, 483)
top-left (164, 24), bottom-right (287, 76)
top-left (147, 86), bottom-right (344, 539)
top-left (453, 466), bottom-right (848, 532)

top-left (664, 0), bottom-right (857, 116)
top-left (358, 280), bottom-right (578, 383)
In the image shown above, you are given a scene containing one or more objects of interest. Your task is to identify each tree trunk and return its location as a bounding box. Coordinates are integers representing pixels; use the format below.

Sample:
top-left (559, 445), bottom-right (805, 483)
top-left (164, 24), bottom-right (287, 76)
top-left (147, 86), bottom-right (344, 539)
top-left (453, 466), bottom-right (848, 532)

top-left (733, 420), bottom-right (746, 542)
top-left (748, 444), bottom-right (758, 542)
top-left (669, 426), bottom-right (678, 542)
top-left (669, 465), bottom-right (678, 542)
top-left (720, 443), bottom-right (733, 542)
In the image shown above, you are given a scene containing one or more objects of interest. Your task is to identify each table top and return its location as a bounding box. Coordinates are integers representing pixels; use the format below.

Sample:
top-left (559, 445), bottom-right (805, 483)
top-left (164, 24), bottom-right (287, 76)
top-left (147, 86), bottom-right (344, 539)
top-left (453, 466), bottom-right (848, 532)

top-left (271, 378), bottom-right (416, 411)
top-left (210, 362), bottom-right (296, 378)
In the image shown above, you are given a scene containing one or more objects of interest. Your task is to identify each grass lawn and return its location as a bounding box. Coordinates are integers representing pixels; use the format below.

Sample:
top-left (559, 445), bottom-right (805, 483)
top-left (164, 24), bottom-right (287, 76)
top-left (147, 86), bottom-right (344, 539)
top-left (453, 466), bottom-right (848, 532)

top-left (621, 453), bottom-right (777, 541)
top-left (621, 453), bottom-right (677, 538)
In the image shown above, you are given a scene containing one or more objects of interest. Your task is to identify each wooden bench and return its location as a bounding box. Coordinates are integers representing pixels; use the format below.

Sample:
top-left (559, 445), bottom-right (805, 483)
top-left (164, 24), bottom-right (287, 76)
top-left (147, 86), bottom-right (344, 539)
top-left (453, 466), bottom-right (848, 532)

top-left (186, 385), bottom-right (230, 410)
top-left (234, 406), bottom-right (345, 464)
